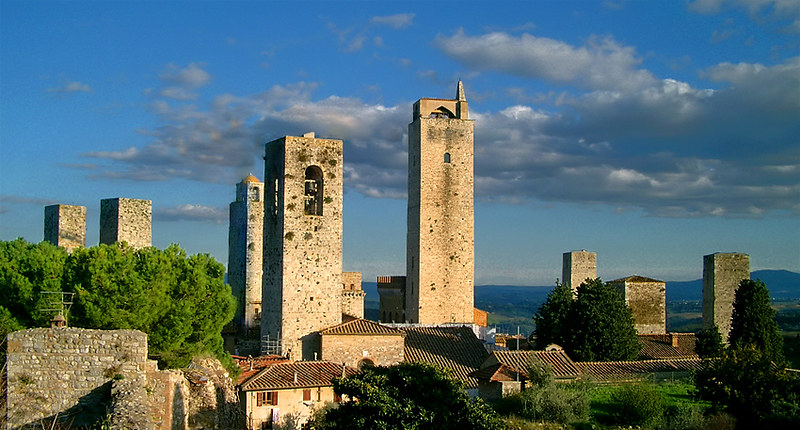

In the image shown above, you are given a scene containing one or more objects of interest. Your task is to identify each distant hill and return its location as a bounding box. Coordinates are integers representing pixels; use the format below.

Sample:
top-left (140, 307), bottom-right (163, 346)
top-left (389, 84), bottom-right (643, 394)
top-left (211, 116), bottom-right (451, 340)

top-left (666, 269), bottom-right (800, 301)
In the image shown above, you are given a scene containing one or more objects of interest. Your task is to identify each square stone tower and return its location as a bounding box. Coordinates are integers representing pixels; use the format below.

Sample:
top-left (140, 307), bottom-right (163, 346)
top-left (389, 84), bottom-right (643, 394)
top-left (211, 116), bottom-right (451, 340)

top-left (341, 272), bottom-right (365, 319)
top-left (262, 133), bottom-right (343, 360)
top-left (228, 174), bottom-right (265, 350)
top-left (562, 250), bottom-right (597, 293)
top-left (406, 81), bottom-right (475, 324)
top-left (44, 204), bottom-right (86, 252)
top-left (608, 275), bottom-right (666, 334)
top-left (99, 198), bottom-right (151, 249)
top-left (703, 252), bottom-right (750, 341)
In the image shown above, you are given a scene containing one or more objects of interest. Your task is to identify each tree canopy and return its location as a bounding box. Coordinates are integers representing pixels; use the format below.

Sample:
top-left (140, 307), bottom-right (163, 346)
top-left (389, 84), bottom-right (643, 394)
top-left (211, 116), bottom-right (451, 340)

top-left (532, 280), bottom-right (572, 349)
top-left (0, 239), bottom-right (235, 370)
top-left (728, 278), bottom-right (784, 362)
top-left (311, 362), bottom-right (505, 430)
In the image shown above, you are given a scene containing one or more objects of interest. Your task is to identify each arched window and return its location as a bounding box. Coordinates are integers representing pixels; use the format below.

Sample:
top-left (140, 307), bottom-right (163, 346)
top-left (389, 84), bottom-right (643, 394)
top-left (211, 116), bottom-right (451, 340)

top-left (444, 152), bottom-right (451, 163)
top-left (304, 166), bottom-right (324, 216)
top-left (358, 358), bottom-right (375, 369)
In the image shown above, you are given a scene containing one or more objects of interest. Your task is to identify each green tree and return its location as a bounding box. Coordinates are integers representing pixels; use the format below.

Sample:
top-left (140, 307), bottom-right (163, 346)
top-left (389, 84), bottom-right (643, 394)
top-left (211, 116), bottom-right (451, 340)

top-left (565, 278), bottom-right (639, 361)
top-left (310, 362), bottom-right (504, 430)
top-left (695, 324), bottom-right (724, 358)
top-left (728, 279), bottom-right (784, 363)
top-left (532, 280), bottom-right (573, 349)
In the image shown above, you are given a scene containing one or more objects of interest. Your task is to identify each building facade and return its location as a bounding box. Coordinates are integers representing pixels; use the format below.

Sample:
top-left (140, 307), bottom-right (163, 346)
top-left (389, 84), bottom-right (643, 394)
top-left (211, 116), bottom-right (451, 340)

top-left (262, 133), bottom-right (344, 360)
top-left (405, 81), bottom-right (475, 324)
top-left (99, 197), bottom-right (152, 249)
top-left (562, 250), bottom-right (597, 293)
top-left (44, 204), bottom-right (86, 252)
top-left (228, 175), bottom-right (265, 353)
top-left (703, 252), bottom-right (750, 341)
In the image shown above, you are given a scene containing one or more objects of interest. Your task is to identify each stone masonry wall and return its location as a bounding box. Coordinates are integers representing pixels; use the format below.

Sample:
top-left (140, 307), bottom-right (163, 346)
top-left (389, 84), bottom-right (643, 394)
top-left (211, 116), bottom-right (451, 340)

top-left (262, 135), bottom-right (343, 360)
top-left (406, 96), bottom-right (475, 325)
top-left (610, 278), bottom-right (666, 335)
top-left (377, 276), bottom-right (406, 323)
top-left (5, 328), bottom-right (150, 429)
top-left (321, 333), bottom-right (405, 368)
top-left (703, 253), bottom-right (750, 341)
top-left (100, 197), bottom-right (152, 249)
top-left (562, 250), bottom-right (597, 293)
top-left (44, 205), bottom-right (86, 252)
top-left (341, 291), bottom-right (365, 319)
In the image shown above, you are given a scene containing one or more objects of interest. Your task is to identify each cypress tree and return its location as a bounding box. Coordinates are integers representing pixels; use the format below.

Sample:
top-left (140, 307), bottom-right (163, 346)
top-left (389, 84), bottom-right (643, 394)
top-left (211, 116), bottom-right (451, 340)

top-left (728, 279), bottom-right (784, 363)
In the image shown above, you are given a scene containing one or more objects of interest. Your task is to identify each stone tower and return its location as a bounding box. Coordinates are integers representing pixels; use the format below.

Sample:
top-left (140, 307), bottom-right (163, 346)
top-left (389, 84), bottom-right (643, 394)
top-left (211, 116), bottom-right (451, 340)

top-left (44, 204), bottom-right (86, 252)
top-left (406, 81), bottom-right (475, 324)
top-left (262, 133), bottom-right (343, 360)
top-left (703, 252), bottom-right (750, 342)
top-left (341, 272), bottom-right (365, 319)
top-left (228, 174), bottom-right (264, 351)
top-left (608, 275), bottom-right (666, 335)
top-left (562, 250), bottom-right (597, 293)
top-left (99, 198), bottom-right (151, 249)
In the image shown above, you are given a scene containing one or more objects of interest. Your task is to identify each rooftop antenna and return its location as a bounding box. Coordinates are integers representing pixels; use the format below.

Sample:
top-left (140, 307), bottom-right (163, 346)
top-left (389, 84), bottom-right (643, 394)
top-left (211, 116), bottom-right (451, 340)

top-left (40, 291), bottom-right (74, 327)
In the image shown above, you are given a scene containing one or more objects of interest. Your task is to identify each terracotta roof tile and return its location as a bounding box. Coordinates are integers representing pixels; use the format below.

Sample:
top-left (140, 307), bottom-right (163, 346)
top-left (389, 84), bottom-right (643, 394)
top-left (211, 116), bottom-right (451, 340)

top-left (240, 360), bottom-right (359, 391)
top-left (638, 333), bottom-right (698, 359)
top-left (319, 318), bottom-right (404, 336)
top-left (470, 363), bottom-right (525, 382)
top-left (577, 358), bottom-right (703, 381)
top-left (488, 350), bottom-right (581, 380)
top-left (401, 326), bottom-right (488, 389)
top-left (234, 355), bottom-right (289, 385)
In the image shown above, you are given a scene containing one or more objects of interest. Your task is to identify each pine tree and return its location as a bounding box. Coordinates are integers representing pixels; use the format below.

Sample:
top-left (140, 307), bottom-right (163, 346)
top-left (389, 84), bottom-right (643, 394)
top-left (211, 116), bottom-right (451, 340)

top-left (728, 279), bottom-right (784, 363)
top-left (532, 280), bottom-right (573, 349)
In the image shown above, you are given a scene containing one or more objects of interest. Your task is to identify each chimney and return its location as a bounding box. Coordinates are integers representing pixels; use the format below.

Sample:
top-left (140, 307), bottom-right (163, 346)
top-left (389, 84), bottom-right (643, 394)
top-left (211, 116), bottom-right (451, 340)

top-left (50, 312), bottom-right (67, 328)
top-left (294, 371), bottom-right (298, 383)
top-left (670, 333), bottom-right (680, 348)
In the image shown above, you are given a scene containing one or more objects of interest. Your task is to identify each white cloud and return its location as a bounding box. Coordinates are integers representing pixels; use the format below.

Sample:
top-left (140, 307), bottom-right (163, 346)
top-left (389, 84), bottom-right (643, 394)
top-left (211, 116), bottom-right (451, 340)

top-left (435, 30), bottom-right (657, 91)
top-left (689, 0), bottom-right (800, 33)
top-left (370, 13), bottom-right (415, 29)
top-left (155, 204), bottom-right (227, 224)
top-left (159, 63), bottom-right (211, 88)
top-left (47, 81), bottom-right (92, 93)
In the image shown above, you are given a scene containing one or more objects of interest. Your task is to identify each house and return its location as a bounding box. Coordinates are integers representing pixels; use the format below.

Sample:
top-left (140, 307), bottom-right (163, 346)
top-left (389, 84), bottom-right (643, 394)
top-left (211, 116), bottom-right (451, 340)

top-left (237, 359), bottom-right (358, 429)
top-left (576, 358), bottom-right (703, 383)
top-left (638, 333), bottom-right (698, 360)
top-left (319, 315), bottom-right (405, 368)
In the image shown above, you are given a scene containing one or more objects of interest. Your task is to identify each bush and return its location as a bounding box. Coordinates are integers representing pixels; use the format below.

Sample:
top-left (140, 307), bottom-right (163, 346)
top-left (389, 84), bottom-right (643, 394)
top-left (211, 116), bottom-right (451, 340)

top-left (495, 382), bottom-right (591, 424)
top-left (658, 403), bottom-right (706, 430)
top-left (608, 383), bottom-right (666, 427)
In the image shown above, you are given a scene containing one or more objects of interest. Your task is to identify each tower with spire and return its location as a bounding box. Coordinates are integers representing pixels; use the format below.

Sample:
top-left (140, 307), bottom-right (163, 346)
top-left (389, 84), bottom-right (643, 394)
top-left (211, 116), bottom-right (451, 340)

top-left (405, 81), bottom-right (475, 324)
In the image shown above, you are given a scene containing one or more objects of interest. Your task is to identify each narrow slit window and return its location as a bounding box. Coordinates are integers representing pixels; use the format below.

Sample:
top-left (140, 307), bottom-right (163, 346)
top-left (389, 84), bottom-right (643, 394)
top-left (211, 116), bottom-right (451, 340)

top-left (304, 166), bottom-right (324, 216)
top-left (444, 153), bottom-right (451, 163)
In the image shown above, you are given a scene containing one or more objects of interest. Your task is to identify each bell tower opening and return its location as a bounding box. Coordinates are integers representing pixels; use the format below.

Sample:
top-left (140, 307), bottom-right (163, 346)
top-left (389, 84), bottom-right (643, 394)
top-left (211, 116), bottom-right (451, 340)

top-left (304, 166), bottom-right (324, 216)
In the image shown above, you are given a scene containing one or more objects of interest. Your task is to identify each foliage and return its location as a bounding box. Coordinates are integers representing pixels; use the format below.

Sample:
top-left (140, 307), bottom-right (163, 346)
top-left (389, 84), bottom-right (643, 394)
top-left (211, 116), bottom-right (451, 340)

top-left (608, 382), bottom-right (666, 427)
top-left (495, 381), bottom-right (591, 425)
top-left (0, 239), bottom-right (235, 371)
top-left (310, 362), bottom-right (505, 430)
top-left (525, 354), bottom-right (554, 388)
top-left (695, 325), bottom-right (724, 358)
top-left (693, 345), bottom-right (800, 427)
top-left (728, 279), bottom-right (784, 363)
top-left (566, 279), bottom-right (639, 361)
top-left (531, 281), bottom-right (572, 349)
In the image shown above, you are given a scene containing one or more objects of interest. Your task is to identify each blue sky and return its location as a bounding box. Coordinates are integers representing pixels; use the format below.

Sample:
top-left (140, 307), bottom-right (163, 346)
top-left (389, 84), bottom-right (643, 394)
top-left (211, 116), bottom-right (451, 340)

top-left (1, 1), bottom-right (798, 285)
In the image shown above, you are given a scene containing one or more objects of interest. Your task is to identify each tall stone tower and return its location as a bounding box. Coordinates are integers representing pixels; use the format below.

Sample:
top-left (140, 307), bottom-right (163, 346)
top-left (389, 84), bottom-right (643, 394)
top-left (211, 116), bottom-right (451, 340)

top-left (228, 175), bottom-right (265, 351)
top-left (608, 275), bottom-right (666, 335)
top-left (703, 252), bottom-right (750, 342)
top-left (99, 198), bottom-right (151, 249)
top-left (262, 133), bottom-right (343, 360)
top-left (406, 81), bottom-right (475, 324)
top-left (44, 204), bottom-right (86, 252)
top-left (562, 250), bottom-right (597, 293)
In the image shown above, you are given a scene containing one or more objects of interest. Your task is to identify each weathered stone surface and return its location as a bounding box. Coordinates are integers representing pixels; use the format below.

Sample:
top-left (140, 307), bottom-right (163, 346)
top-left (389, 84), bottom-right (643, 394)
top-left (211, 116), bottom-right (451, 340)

top-left (562, 250), bottom-right (597, 293)
top-left (99, 197), bottom-right (152, 249)
top-left (703, 252), bottom-right (750, 341)
top-left (321, 333), bottom-right (405, 368)
top-left (609, 276), bottom-right (666, 335)
top-left (341, 272), bottom-right (365, 318)
top-left (44, 204), bottom-right (86, 252)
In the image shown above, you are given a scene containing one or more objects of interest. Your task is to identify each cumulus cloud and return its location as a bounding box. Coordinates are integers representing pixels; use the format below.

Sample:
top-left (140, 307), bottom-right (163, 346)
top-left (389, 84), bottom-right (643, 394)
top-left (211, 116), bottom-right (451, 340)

top-left (689, 0), bottom-right (800, 33)
top-left (159, 63), bottom-right (212, 88)
top-left (435, 30), bottom-right (657, 91)
top-left (47, 81), bottom-right (92, 93)
top-left (155, 204), bottom-right (227, 224)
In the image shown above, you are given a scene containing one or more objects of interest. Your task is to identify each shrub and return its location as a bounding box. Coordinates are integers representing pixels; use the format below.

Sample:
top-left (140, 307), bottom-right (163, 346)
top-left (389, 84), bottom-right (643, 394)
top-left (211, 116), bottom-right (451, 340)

top-left (608, 383), bottom-right (666, 427)
top-left (495, 381), bottom-right (590, 424)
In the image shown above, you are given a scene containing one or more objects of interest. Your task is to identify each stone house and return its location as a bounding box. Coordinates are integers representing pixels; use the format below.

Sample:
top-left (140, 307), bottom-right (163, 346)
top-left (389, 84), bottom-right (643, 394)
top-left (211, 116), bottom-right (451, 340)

top-left (237, 360), bottom-right (358, 429)
top-left (319, 316), bottom-right (405, 368)
top-left (470, 347), bottom-right (581, 400)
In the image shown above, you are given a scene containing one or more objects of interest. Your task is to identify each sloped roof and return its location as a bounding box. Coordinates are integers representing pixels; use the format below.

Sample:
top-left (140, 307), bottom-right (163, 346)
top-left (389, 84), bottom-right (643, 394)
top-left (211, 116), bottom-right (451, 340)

top-left (320, 318), bottom-right (404, 336)
top-left (608, 275), bottom-right (664, 283)
top-left (576, 358), bottom-right (703, 381)
top-left (234, 355), bottom-right (289, 385)
top-left (638, 333), bottom-right (698, 360)
top-left (401, 326), bottom-right (488, 389)
top-left (469, 363), bottom-right (525, 382)
top-left (487, 350), bottom-right (581, 380)
top-left (240, 360), bottom-right (359, 391)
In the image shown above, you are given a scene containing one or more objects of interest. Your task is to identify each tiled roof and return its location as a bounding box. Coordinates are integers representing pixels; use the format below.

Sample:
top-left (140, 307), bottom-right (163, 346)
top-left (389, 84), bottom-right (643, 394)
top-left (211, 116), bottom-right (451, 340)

top-left (638, 333), bottom-right (698, 359)
top-left (608, 275), bottom-right (664, 283)
top-left (240, 360), bottom-right (359, 391)
top-left (488, 350), bottom-right (581, 380)
top-left (470, 363), bottom-right (525, 382)
top-left (402, 326), bottom-right (489, 389)
top-left (576, 358), bottom-right (703, 381)
top-left (319, 318), bottom-right (404, 336)
top-left (234, 355), bottom-right (289, 385)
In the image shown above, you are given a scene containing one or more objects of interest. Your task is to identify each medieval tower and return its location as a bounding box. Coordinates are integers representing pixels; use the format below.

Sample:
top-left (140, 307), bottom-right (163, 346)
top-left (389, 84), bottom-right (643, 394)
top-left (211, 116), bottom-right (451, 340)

top-left (562, 250), bottom-right (597, 293)
top-left (703, 252), bottom-right (750, 342)
top-left (228, 175), bottom-right (264, 353)
top-left (44, 204), bottom-right (86, 252)
top-left (99, 197), bottom-right (151, 249)
top-left (262, 133), bottom-right (344, 360)
top-left (405, 81), bottom-right (475, 324)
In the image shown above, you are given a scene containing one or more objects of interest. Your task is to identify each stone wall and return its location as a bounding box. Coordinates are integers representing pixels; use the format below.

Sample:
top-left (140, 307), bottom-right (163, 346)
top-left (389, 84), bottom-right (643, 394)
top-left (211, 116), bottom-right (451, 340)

top-left (44, 204), bottom-right (86, 252)
top-left (562, 250), bottom-right (597, 292)
top-left (321, 333), bottom-right (405, 368)
top-left (609, 276), bottom-right (666, 335)
top-left (377, 276), bottom-right (406, 323)
top-left (341, 272), bottom-right (364, 318)
top-left (262, 134), bottom-right (344, 360)
top-left (406, 92), bottom-right (475, 325)
top-left (703, 252), bottom-right (750, 341)
top-left (99, 197), bottom-right (152, 249)
top-left (5, 328), bottom-right (150, 428)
